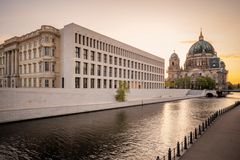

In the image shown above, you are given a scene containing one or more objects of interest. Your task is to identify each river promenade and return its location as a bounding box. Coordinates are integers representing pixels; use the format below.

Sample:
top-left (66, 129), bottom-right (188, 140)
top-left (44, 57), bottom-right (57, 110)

top-left (180, 104), bottom-right (240, 160)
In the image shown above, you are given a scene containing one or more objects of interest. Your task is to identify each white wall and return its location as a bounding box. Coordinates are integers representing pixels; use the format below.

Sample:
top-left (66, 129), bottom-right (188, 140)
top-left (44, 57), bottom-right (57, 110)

top-left (0, 88), bottom-right (191, 110)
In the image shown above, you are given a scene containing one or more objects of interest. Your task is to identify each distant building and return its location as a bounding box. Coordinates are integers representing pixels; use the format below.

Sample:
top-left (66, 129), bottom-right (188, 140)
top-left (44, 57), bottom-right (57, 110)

top-left (167, 30), bottom-right (228, 90)
top-left (0, 23), bottom-right (165, 89)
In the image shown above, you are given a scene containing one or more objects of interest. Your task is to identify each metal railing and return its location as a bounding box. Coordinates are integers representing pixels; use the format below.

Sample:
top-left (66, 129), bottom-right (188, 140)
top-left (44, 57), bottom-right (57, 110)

top-left (156, 101), bottom-right (240, 160)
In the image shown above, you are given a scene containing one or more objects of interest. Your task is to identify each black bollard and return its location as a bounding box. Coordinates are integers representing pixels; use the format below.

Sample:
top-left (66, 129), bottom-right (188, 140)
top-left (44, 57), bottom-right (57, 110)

top-left (190, 131), bottom-right (193, 144)
top-left (195, 128), bottom-right (198, 139)
top-left (199, 125), bottom-right (202, 135)
top-left (168, 148), bottom-right (171, 160)
top-left (177, 142), bottom-right (181, 157)
top-left (202, 122), bottom-right (204, 132)
top-left (184, 136), bottom-right (187, 149)
top-left (205, 120), bottom-right (207, 129)
top-left (156, 156), bottom-right (160, 160)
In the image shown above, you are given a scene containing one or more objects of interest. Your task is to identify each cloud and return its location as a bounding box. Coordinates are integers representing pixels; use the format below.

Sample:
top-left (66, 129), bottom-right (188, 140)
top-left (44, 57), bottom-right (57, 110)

top-left (179, 40), bottom-right (196, 44)
top-left (179, 40), bottom-right (214, 44)
top-left (219, 54), bottom-right (240, 60)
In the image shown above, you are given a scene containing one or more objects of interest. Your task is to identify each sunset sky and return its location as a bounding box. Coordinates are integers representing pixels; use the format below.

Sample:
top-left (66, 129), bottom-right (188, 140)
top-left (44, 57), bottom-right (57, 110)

top-left (0, 0), bottom-right (239, 83)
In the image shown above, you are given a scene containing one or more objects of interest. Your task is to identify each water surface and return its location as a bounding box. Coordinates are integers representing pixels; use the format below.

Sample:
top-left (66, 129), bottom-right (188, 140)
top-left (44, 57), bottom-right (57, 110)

top-left (0, 93), bottom-right (239, 160)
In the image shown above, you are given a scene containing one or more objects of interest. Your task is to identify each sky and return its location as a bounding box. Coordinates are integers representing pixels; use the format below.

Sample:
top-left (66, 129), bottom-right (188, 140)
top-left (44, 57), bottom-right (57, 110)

top-left (0, 0), bottom-right (239, 84)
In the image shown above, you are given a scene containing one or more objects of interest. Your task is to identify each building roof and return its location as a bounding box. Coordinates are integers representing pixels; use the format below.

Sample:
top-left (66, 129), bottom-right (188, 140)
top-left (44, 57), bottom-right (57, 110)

top-left (188, 30), bottom-right (215, 55)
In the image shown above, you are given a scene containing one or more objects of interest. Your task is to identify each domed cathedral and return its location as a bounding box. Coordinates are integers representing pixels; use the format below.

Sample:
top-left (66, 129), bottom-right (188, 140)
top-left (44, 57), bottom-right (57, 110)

top-left (167, 30), bottom-right (228, 90)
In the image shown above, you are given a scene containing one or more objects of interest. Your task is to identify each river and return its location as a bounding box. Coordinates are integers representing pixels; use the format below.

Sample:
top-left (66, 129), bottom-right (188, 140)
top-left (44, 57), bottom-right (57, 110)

top-left (0, 93), bottom-right (239, 160)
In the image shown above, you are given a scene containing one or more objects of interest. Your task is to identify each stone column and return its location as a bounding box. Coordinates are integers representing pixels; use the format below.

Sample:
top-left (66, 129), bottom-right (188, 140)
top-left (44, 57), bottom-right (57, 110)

top-left (7, 52), bottom-right (10, 75)
top-left (4, 52), bottom-right (7, 75)
top-left (15, 50), bottom-right (18, 75)
top-left (11, 51), bottom-right (14, 75)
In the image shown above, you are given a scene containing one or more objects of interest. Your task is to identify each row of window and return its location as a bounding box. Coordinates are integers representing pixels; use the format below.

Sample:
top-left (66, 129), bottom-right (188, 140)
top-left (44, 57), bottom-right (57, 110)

top-left (75, 47), bottom-right (164, 74)
top-left (19, 47), bottom-right (55, 61)
top-left (75, 61), bottom-right (164, 81)
top-left (19, 61), bottom-right (55, 74)
top-left (75, 78), bottom-right (164, 89)
top-left (20, 78), bottom-right (55, 88)
top-left (74, 33), bottom-right (163, 67)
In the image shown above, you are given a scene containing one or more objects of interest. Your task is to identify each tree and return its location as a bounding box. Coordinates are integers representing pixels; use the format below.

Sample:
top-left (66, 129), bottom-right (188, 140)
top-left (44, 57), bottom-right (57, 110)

top-left (174, 76), bottom-right (191, 89)
top-left (165, 80), bottom-right (175, 88)
top-left (115, 81), bottom-right (129, 102)
top-left (196, 76), bottom-right (215, 90)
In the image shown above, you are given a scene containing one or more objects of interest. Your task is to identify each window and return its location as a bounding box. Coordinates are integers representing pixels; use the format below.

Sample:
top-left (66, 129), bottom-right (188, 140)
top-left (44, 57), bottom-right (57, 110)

top-left (83, 78), bottom-right (88, 88)
top-left (45, 62), bottom-right (49, 72)
top-left (45, 79), bottom-right (49, 87)
top-left (28, 51), bottom-right (31, 59)
top-left (91, 64), bottom-right (95, 75)
top-left (103, 79), bottom-right (107, 88)
top-left (98, 52), bottom-right (102, 62)
top-left (104, 54), bottom-right (107, 63)
top-left (75, 33), bottom-right (78, 43)
top-left (33, 49), bottom-right (36, 58)
top-left (33, 78), bottom-right (36, 87)
top-left (75, 61), bottom-right (80, 74)
top-left (91, 78), bottom-right (95, 88)
top-left (123, 59), bottom-right (126, 67)
top-left (83, 36), bottom-right (85, 45)
top-left (97, 65), bottom-right (101, 76)
top-left (83, 49), bottom-right (88, 59)
top-left (114, 68), bottom-right (117, 77)
top-left (39, 79), bottom-right (42, 87)
top-left (44, 47), bottom-right (49, 56)
top-left (90, 38), bottom-right (92, 47)
top-left (52, 48), bottom-right (55, 57)
top-left (119, 68), bottom-right (122, 78)
top-left (76, 47), bottom-right (80, 58)
top-left (86, 37), bottom-right (89, 46)
top-left (33, 63), bottom-right (36, 73)
top-left (79, 34), bottom-right (81, 44)
top-left (28, 64), bottom-right (31, 73)
top-left (109, 55), bottom-right (113, 64)
top-left (97, 79), bottom-right (101, 88)
top-left (52, 63), bottom-right (55, 72)
top-left (75, 77), bottom-right (80, 88)
top-left (83, 62), bottom-right (88, 75)
top-left (39, 63), bottom-right (42, 72)
top-left (119, 58), bottom-right (122, 66)
top-left (24, 65), bottom-right (26, 74)
top-left (91, 51), bottom-right (95, 61)
top-left (52, 80), bottom-right (55, 88)
top-left (114, 57), bottom-right (117, 65)
top-left (109, 80), bottom-right (112, 88)
top-left (29, 78), bottom-right (31, 87)
top-left (103, 66), bottom-right (107, 77)
top-left (114, 80), bottom-right (117, 89)
top-left (20, 65), bottom-right (22, 74)
top-left (109, 67), bottom-right (112, 77)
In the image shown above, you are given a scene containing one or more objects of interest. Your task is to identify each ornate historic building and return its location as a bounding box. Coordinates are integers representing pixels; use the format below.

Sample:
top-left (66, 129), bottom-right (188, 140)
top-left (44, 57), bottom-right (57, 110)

top-left (0, 23), bottom-right (165, 89)
top-left (167, 30), bottom-right (228, 90)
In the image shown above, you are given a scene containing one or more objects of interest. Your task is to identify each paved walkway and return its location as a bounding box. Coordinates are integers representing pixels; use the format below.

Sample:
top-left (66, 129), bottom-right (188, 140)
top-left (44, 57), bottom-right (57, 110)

top-left (181, 105), bottom-right (240, 160)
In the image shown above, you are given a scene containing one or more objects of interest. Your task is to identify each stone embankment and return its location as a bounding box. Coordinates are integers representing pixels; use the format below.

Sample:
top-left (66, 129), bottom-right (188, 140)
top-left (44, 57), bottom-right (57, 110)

top-left (0, 88), bottom-right (204, 123)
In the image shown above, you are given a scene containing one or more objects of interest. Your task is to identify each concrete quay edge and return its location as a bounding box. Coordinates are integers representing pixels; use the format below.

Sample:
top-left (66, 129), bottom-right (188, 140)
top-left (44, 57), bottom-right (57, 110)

top-left (0, 95), bottom-right (203, 124)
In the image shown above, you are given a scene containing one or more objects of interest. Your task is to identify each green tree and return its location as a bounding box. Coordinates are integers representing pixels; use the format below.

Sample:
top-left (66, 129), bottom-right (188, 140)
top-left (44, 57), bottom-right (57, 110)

top-left (165, 80), bottom-right (174, 88)
top-left (115, 81), bottom-right (129, 102)
top-left (196, 76), bottom-right (215, 90)
top-left (175, 76), bottom-right (191, 89)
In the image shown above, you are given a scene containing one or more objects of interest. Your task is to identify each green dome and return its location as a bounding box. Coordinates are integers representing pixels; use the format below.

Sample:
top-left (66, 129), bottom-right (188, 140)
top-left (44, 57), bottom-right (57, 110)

top-left (188, 30), bottom-right (215, 55)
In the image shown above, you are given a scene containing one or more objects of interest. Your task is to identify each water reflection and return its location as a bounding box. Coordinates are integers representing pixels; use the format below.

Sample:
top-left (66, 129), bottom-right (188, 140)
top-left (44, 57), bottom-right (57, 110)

top-left (0, 94), bottom-right (239, 160)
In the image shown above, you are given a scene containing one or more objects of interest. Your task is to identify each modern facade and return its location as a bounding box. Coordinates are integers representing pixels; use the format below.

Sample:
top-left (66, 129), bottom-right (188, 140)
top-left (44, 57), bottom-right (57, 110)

top-left (0, 23), bottom-right (165, 89)
top-left (167, 30), bottom-right (228, 90)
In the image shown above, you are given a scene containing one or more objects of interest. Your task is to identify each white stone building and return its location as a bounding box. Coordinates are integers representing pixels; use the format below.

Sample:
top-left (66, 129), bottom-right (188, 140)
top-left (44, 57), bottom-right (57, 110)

top-left (0, 23), bottom-right (165, 89)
